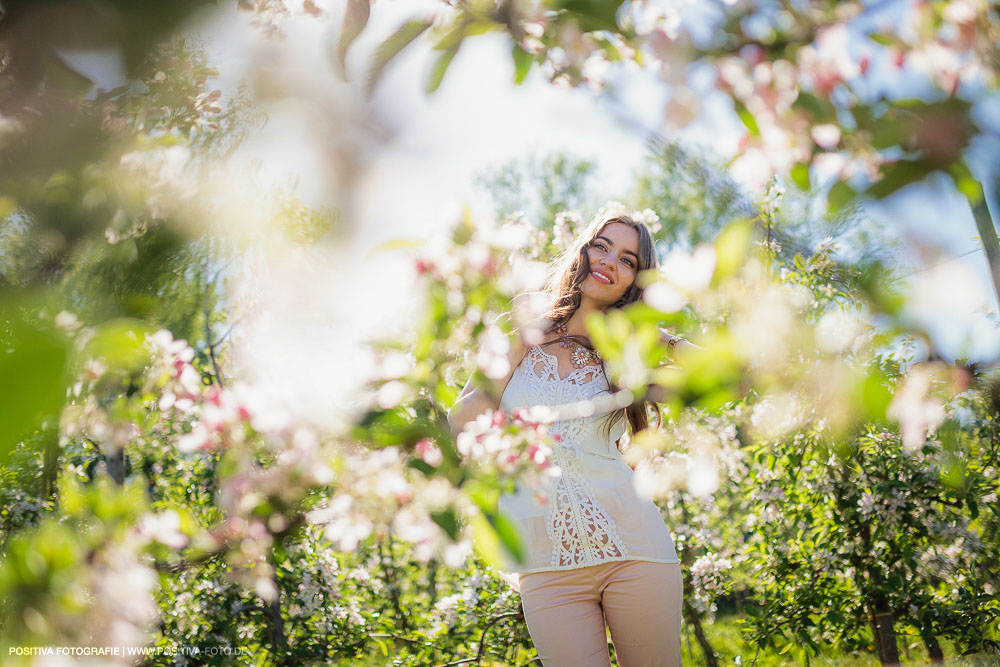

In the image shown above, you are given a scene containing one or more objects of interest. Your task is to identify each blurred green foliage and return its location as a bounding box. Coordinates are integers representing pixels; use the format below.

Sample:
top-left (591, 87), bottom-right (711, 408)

top-left (0, 2), bottom-right (997, 666)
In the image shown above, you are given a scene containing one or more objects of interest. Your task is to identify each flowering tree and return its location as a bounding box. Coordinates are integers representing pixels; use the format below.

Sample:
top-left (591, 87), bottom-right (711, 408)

top-left (349, 0), bottom-right (1000, 294)
top-left (730, 241), bottom-right (1000, 662)
top-left (1, 1), bottom-right (999, 666)
top-left (354, 0), bottom-right (998, 192)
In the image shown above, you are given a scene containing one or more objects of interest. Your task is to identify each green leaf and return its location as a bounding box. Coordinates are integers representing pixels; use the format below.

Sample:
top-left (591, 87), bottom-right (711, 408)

top-left (352, 407), bottom-right (419, 446)
top-left (83, 318), bottom-right (153, 373)
top-left (864, 160), bottom-right (927, 200)
top-left (790, 163), bottom-right (811, 191)
top-left (948, 161), bottom-right (983, 204)
top-left (968, 497), bottom-right (979, 520)
top-left (856, 259), bottom-right (905, 316)
top-left (868, 33), bottom-right (894, 46)
top-left (868, 112), bottom-right (912, 150)
top-left (463, 20), bottom-right (497, 39)
top-left (942, 458), bottom-right (965, 489)
top-left (793, 93), bottom-right (838, 123)
top-left (551, 0), bottom-right (622, 32)
top-left (512, 44), bottom-right (532, 85)
top-left (734, 100), bottom-right (760, 137)
top-left (366, 18), bottom-right (433, 96)
top-left (364, 237), bottom-right (425, 258)
top-left (0, 296), bottom-right (71, 463)
top-left (336, 0), bottom-right (371, 78)
top-left (584, 309), bottom-right (619, 360)
top-left (487, 509), bottom-right (524, 563)
top-left (0, 196), bottom-right (17, 219)
top-left (827, 179), bottom-right (856, 213)
top-left (468, 483), bottom-right (524, 565)
top-left (469, 505), bottom-right (525, 568)
top-left (695, 387), bottom-right (736, 411)
top-left (859, 368), bottom-right (891, 423)
top-left (426, 43), bottom-right (460, 94)
top-left (431, 508), bottom-right (461, 540)
top-left (713, 219), bottom-right (753, 281)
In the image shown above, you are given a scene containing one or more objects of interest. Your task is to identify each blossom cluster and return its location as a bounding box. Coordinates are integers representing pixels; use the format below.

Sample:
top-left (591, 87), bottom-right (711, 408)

top-left (405, 0), bottom-right (999, 194)
top-left (629, 407), bottom-right (745, 501)
top-left (455, 407), bottom-right (561, 506)
top-left (306, 445), bottom-right (474, 567)
top-left (427, 572), bottom-right (484, 636)
top-left (689, 552), bottom-right (734, 615)
top-left (412, 216), bottom-right (550, 308)
top-left (284, 526), bottom-right (365, 632)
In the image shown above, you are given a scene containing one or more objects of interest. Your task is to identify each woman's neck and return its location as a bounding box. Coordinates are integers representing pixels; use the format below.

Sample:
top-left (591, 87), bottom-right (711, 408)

top-left (563, 296), bottom-right (603, 338)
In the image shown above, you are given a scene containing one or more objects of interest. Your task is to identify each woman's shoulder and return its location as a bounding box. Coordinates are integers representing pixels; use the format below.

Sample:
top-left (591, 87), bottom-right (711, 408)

top-left (510, 293), bottom-right (555, 327)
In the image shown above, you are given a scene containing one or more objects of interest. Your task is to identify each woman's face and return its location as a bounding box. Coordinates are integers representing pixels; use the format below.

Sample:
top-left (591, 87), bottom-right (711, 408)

top-left (581, 222), bottom-right (640, 309)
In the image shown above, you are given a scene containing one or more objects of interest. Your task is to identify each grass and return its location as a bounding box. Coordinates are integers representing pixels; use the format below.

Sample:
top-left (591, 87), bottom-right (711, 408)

top-left (342, 612), bottom-right (1000, 666)
top-left (678, 613), bottom-right (875, 667)
top-left (677, 613), bottom-right (1000, 667)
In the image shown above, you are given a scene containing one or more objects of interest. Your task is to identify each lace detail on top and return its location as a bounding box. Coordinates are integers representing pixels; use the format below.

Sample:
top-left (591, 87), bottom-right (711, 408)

top-left (519, 346), bottom-right (629, 568)
top-left (523, 343), bottom-right (606, 386)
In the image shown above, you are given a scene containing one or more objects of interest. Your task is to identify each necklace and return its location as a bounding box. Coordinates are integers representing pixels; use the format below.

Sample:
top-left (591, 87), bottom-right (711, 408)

top-left (555, 324), bottom-right (602, 368)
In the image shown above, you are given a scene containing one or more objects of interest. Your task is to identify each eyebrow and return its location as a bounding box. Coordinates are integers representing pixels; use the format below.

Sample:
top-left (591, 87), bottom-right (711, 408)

top-left (595, 235), bottom-right (639, 260)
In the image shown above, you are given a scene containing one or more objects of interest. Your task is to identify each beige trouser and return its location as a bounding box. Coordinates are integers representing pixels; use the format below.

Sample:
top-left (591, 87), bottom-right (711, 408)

top-left (518, 560), bottom-right (683, 667)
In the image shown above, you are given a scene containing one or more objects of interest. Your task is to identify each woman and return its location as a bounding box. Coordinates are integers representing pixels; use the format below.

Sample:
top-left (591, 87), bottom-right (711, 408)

top-left (448, 211), bottom-right (695, 667)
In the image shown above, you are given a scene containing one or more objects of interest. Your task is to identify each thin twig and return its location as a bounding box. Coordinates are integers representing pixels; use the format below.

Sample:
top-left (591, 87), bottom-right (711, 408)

top-left (377, 534), bottom-right (411, 632)
top-left (208, 341), bottom-right (224, 388)
top-left (151, 549), bottom-right (224, 573)
top-left (232, 603), bottom-right (271, 617)
top-left (369, 633), bottom-right (444, 650)
top-left (436, 657), bottom-right (479, 667)
top-left (431, 609), bottom-right (527, 667)
top-left (476, 611), bottom-right (523, 665)
top-left (209, 319), bottom-right (241, 348)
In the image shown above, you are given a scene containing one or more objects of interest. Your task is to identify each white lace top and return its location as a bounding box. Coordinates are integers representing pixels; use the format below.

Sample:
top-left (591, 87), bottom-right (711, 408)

top-left (496, 343), bottom-right (680, 575)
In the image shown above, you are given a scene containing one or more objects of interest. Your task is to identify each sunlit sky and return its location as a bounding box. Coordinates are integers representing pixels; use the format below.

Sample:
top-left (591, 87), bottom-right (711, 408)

top-left (118, 0), bottom-right (998, 423)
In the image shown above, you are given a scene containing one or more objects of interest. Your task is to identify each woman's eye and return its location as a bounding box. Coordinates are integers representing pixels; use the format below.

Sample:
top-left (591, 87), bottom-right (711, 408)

top-left (594, 242), bottom-right (607, 251)
top-left (622, 258), bottom-right (634, 268)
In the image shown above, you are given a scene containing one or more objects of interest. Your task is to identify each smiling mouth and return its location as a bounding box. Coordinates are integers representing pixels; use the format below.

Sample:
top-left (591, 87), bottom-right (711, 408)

top-left (590, 270), bottom-right (613, 284)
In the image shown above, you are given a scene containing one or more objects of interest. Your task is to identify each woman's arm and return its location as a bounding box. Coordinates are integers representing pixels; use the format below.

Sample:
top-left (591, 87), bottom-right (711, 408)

top-left (446, 335), bottom-right (528, 438)
top-left (659, 329), bottom-right (700, 361)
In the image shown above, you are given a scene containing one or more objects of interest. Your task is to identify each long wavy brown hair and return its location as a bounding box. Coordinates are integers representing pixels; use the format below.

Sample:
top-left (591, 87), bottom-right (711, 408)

top-left (537, 211), bottom-right (661, 445)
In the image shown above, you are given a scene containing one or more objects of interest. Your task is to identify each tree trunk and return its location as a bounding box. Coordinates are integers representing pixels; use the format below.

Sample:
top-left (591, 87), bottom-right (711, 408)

top-left (686, 606), bottom-right (720, 667)
top-left (867, 603), bottom-right (900, 666)
top-left (922, 630), bottom-right (944, 663)
top-left (378, 534), bottom-right (410, 632)
top-left (266, 570), bottom-right (289, 665)
top-left (106, 446), bottom-right (126, 485)
top-left (677, 497), bottom-right (719, 667)
top-left (427, 557), bottom-right (438, 607)
top-left (40, 428), bottom-right (60, 501)
top-left (853, 518), bottom-right (900, 666)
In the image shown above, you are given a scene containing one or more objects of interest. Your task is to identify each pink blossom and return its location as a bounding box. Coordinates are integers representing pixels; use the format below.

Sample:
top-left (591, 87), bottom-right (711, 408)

top-left (414, 258), bottom-right (435, 275)
top-left (810, 123), bottom-right (842, 149)
top-left (176, 423), bottom-right (213, 453)
top-left (135, 510), bottom-right (188, 549)
top-left (414, 438), bottom-right (444, 466)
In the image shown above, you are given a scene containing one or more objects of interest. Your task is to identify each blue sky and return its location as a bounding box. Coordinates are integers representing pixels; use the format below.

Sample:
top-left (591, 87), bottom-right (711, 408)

top-left (186, 0), bottom-right (1000, 363)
